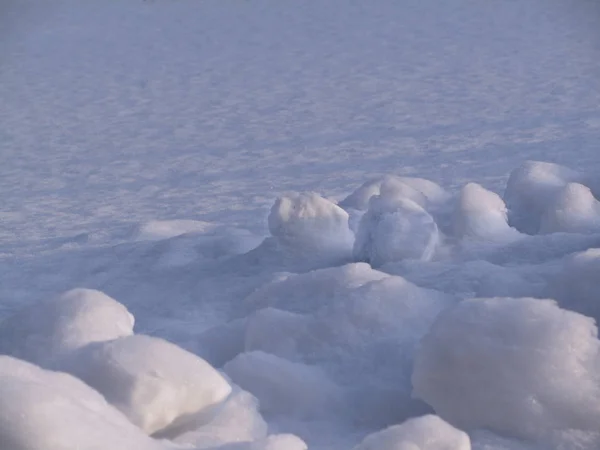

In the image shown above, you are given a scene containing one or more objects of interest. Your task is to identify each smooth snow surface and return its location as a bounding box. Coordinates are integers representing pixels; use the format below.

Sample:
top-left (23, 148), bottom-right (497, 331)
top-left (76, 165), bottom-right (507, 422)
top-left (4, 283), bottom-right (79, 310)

top-left (2, 0), bottom-right (600, 449)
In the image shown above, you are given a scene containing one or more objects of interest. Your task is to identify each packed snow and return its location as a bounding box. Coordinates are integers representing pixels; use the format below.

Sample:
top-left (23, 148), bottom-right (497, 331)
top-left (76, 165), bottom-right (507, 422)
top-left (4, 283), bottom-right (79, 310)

top-left (2, 0), bottom-right (600, 449)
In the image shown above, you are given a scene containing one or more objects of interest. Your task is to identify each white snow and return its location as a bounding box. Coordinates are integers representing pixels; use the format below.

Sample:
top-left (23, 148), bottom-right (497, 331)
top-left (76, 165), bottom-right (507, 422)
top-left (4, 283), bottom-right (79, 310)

top-left (60, 334), bottom-right (232, 435)
top-left (0, 288), bottom-right (134, 367)
top-left (354, 415), bottom-right (470, 450)
top-left (2, 0), bottom-right (600, 449)
top-left (412, 297), bottom-right (600, 442)
top-left (0, 356), bottom-right (163, 450)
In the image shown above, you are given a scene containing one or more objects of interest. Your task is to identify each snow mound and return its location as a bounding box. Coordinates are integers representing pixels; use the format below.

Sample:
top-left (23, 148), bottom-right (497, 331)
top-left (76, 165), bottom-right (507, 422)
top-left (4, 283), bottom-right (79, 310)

top-left (268, 192), bottom-right (354, 261)
top-left (244, 263), bottom-right (389, 314)
top-left (0, 356), bottom-right (162, 450)
top-left (341, 175), bottom-right (448, 211)
top-left (168, 388), bottom-right (268, 448)
top-left (453, 183), bottom-right (519, 241)
top-left (0, 288), bottom-right (134, 367)
top-left (354, 415), bottom-right (470, 450)
top-left (546, 248), bottom-right (600, 322)
top-left (504, 161), bottom-right (582, 234)
top-left (224, 351), bottom-right (344, 419)
top-left (245, 308), bottom-right (312, 360)
top-left (354, 195), bottom-right (440, 266)
top-left (412, 297), bottom-right (600, 441)
top-left (539, 183), bottom-right (600, 234)
top-left (212, 434), bottom-right (307, 450)
top-left (60, 334), bottom-right (232, 435)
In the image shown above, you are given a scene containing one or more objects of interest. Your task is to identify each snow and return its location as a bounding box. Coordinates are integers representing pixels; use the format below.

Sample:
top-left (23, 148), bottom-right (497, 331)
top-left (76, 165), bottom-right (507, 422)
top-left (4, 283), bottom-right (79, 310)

top-left (60, 334), bottom-right (232, 435)
top-left (353, 415), bottom-right (470, 450)
top-left (0, 288), bottom-right (134, 367)
top-left (0, 356), bottom-right (163, 450)
top-left (412, 297), bottom-right (600, 442)
top-left (2, 0), bottom-right (600, 449)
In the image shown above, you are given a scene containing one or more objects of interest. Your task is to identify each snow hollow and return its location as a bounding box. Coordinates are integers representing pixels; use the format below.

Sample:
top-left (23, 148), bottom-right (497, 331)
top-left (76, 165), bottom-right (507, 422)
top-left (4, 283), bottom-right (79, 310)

top-left (1, 1), bottom-right (600, 450)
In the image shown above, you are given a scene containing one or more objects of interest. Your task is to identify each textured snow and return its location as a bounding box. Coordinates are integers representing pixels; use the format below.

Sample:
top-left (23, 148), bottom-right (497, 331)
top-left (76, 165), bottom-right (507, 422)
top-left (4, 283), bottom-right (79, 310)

top-left (2, 0), bottom-right (600, 449)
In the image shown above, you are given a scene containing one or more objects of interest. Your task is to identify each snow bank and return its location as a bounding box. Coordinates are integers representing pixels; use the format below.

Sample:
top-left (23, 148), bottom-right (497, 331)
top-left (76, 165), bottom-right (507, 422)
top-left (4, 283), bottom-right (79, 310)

top-left (354, 415), bottom-right (470, 450)
top-left (0, 356), bottom-right (162, 450)
top-left (412, 297), bottom-right (600, 441)
top-left (61, 334), bottom-right (232, 435)
top-left (267, 192), bottom-right (354, 262)
top-left (0, 288), bottom-right (134, 367)
top-left (354, 195), bottom-right (440, 266)
top-left (504, 161), bottom-right (582, 234)
top-left (224, 351), bottom-right (344, 419)
top-left (539, 183), bottom-right (600, 234)
top-left (453, 183), bottom-right (519, 242)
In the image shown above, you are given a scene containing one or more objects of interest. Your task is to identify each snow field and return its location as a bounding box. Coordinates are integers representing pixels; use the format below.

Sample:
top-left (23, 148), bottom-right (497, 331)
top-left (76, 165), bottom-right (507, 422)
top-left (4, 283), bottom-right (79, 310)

top-left (3, 161), bottom-right (600, 449)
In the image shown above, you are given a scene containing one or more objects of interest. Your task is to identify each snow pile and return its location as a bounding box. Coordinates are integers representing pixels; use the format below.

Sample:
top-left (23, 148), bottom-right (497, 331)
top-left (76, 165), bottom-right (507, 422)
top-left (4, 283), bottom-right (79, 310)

top-left (340, 175), bottom-right (449, 211)
top-left (0, 356), bottom-right (163, 450)
top-left (353, 415), bottom-right (470, 450)
top-left (412, 297), bottom-right (600, 441)
top-left (539, 183), bottom-right (600, 234)
top-left (453, 183), bottom-right (519, 242)
top-left (60, 334), bottom-right (232, 435)
top-left (546, 248), bottom-right (600, 322)
top-left (0, 288), bottom-right (134, 367)
top-left (167, 388), bottom-right (268, 448)
top-left (224, 351), bottom-right (344, 419)
top-left (354, 195), bottom-right (440, 266)
top-left (266, 192), bottom-right (354, 266)
top-left (504, 161), bottom-right (583, 234)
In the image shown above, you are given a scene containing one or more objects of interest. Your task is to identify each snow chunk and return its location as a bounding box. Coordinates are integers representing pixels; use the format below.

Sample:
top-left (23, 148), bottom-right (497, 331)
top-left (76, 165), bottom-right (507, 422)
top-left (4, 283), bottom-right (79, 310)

top-left (539, 183), bottom-right (600, 234)
top-left (0, 288), bottom-right (134, 366)
top-left (167, 388), bottom-right (268, 448)
top-left (354, 195), bottom-right (440, 266)
top-left (504, 161), bottom-right (582, 234)
top-left (412, 297), bottom-right (600, 440)
top-left (354, 415), bottom-right (470, 450)
top-left (244, 263), bottom-right (389, 314)
top-left (224, 351), bottom-right (344, 419)
top-left (341, 175), bottom-right (448, 211)
top-left (546, 248), bottom-right (600, 322)
top-left (268, 192), bottom-right (354, 261)
top-left (453, 183), bottom-right (519, 241)
top-left (0, 356), bottom-right (161, 450)
top-left (60, 334), bottom-right (232, 435)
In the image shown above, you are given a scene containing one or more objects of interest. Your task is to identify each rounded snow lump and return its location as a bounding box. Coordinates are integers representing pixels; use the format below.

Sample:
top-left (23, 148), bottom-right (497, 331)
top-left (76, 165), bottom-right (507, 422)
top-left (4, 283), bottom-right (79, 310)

top-left (341, 175), bottom-right (448, 211)
top-left (453, 183), bottom-right (518, 241)
top-left (412, 297), bottom-right (600, 440)
top-left (353, 415), bottom-right (470, 450)
top-left (61, 334), bottom-right (232, 435)
top-left (0, 288), bottom-right (134, 366)
top-left (539, 183), bottom-right (600, 234)
top-left (354, 196), bottom-right (439, 266)
top-left (504, 161), bottom-right (581, 234)
top-left (268, 192), bottom-right (354, 258)
top-left (0, 356), bottom-right (162, 450)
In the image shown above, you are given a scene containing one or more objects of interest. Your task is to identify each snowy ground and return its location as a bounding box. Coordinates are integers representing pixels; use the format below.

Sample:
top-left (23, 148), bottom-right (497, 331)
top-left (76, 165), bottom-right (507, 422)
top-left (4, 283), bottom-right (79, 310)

top-left (1, 0), bottom-right (600, 449)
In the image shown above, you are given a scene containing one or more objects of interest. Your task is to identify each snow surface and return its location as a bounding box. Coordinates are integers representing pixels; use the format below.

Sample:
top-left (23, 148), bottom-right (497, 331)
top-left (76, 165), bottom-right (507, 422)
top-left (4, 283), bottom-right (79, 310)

top-left (2, 0), bottom-right (600, 449)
